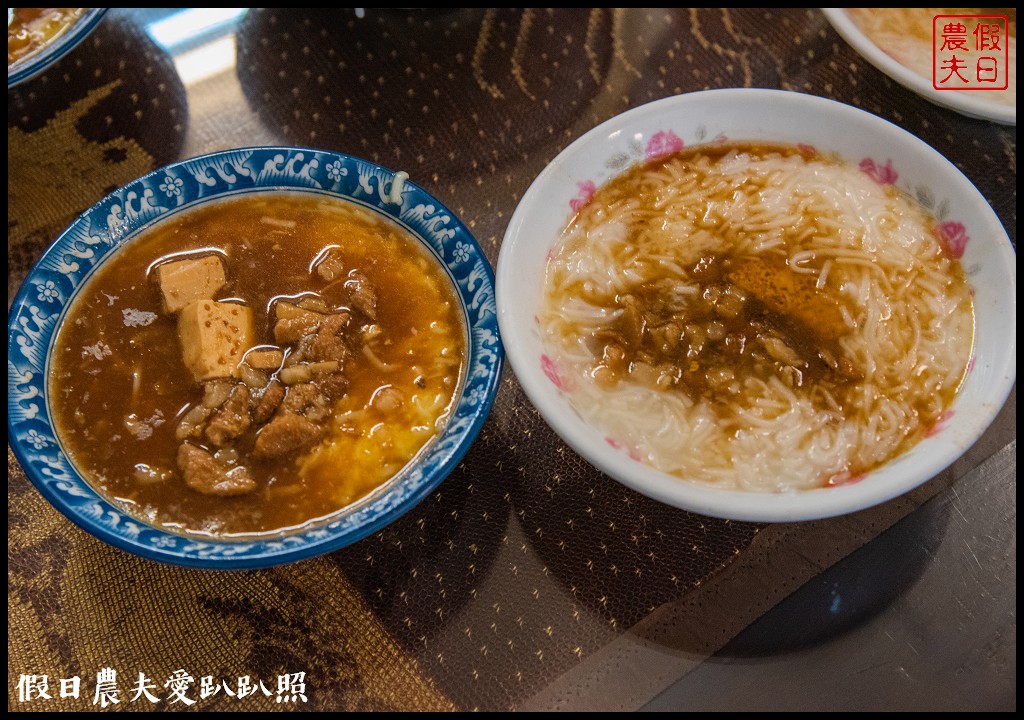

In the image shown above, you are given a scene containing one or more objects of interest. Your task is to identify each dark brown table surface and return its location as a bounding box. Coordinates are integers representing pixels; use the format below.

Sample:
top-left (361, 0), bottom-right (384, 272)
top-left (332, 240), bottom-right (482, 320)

top-left (8, 8), bottom-right (1015, 711)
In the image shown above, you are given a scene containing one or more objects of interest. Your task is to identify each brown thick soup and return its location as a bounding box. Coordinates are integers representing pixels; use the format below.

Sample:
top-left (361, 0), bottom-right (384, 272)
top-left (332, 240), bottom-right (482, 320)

top-left (8, 8), bottom-right (86, 67)
top-left (51, 193), bottom-right (465, 537)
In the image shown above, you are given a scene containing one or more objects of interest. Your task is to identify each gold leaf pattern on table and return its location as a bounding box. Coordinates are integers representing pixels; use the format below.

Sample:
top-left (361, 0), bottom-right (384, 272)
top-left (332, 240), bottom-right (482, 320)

top-left (8, 81), bottom-right (152, 256)
top-left (8, 452), bottom-right (454, 712)
top-left (7, 13), bottom-right (188, 302)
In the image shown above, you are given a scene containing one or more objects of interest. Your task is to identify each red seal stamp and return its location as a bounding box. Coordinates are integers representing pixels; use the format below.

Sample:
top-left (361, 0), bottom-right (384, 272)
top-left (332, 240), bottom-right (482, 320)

top-left (933, 14), bottom-right (1010, 91)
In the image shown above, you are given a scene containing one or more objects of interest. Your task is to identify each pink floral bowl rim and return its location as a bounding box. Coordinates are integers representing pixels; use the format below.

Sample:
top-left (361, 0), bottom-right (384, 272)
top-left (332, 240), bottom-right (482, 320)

top-left (495, 88), bottom-right (1016, 522)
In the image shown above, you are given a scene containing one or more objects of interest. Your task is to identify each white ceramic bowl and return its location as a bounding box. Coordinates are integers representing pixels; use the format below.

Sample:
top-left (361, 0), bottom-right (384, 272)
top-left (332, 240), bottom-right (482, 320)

top-left (496, 89), bottom-right (1015, 522)
top-left (822, 8), bottom-right (1015, 126)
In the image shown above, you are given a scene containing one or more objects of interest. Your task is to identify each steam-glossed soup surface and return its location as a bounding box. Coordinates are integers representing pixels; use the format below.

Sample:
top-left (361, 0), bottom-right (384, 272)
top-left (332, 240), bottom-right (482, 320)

top-left (540, 143), bottom-right (974, 492)
top-left (51, 193), bottom-right (465, 537)
top-left (7, 8), bottom-right (86, 67)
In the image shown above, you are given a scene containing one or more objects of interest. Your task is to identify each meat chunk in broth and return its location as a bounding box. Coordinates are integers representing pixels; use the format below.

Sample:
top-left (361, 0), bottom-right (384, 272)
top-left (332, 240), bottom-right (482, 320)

top-left (204, 384), bottom-right (252, 447)
top-left (177, 443), bottom-right (256, 496)
top-left (344, 270), bottom-right (378, 320)
top-left (252, 380), bottom-right (285, 424)
top-left (253, 412), bottom-right (327, 460)
top-left (305, 312), bottom-right (351, 364)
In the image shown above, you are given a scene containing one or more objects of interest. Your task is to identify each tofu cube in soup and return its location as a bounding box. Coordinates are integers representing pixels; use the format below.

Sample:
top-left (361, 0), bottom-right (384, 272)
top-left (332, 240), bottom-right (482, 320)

top-left (157, 255), bottom-right (226, 313)
top-left (179, 300), bottom-right (254, 380)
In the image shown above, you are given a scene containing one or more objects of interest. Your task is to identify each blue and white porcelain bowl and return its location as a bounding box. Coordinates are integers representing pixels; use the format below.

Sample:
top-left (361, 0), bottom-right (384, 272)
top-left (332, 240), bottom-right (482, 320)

top-left (8, 147), bottom-right (503, 568)
top-left (8, 8), bottom-right (108, 88)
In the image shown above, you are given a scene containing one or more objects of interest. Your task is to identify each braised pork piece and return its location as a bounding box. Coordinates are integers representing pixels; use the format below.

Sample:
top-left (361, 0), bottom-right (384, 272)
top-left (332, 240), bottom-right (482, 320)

top-left (51, 193), bottom-right (465, 537)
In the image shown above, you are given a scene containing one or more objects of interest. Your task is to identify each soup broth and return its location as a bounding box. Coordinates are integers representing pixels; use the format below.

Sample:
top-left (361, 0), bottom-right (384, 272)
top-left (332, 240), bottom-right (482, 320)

top-left (8, 8), bottom-right (86, 67)
top-left (51, 193), bottom-right (465, 537)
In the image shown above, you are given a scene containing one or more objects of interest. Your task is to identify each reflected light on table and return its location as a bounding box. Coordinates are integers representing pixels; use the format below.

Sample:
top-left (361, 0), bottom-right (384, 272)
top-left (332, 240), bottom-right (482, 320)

top-left (172, 36), bottom-right (237, 85)
top-left (145, 7), bottom-right (247, 85)
top-left (146, 8), bottom-right (247, 50)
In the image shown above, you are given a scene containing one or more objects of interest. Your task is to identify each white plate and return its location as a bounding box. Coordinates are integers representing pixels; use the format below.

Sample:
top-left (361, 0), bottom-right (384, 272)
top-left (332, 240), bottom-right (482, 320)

top-left (823, 8), bottom-right (1015, 126)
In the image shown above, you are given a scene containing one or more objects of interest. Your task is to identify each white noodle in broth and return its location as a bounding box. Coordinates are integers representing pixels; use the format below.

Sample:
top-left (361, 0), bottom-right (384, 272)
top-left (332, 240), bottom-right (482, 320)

top-left (540, 143), bottom-right (974, 491)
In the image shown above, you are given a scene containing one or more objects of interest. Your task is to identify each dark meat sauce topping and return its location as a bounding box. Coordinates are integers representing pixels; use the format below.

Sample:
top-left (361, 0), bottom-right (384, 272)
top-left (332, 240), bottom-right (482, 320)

top-left (587, 252), bottom-right (859, 406)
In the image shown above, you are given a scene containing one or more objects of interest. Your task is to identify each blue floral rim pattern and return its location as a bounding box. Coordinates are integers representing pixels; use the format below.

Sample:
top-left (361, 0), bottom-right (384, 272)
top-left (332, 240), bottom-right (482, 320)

top-left (8, 8), bottom-right (109, 88)
top-left (7, 147), bottom-right (504, 568)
